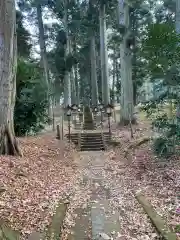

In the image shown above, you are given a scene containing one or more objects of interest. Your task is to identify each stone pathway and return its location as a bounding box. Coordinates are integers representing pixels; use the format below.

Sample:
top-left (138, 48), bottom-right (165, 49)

top-left (70, 151), bottom-right (121, 240)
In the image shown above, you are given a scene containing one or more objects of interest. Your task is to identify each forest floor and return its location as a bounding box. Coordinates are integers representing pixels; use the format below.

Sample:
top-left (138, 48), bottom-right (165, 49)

top-left (0, 117), bottom-right (179, 239)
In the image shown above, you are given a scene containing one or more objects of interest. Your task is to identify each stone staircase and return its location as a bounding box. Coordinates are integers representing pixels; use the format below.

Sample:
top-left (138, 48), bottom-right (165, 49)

top-left (93, 113), bottom-right (97, 124)
top-left (65, 106), bottom-right (110, 151)
top-left (74, 121), bottom-right (82, 130)
top-left (68, 133), bottom-right (79, 145)
top-left (67, 132), bottom-right (109, 151)
top-left (83, 122), bottom-right (96, 130)
top-left (80, 132), bottom-right (105, 151)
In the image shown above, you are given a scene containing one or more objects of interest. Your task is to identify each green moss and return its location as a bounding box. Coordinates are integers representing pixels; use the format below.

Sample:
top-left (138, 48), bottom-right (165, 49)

top-left (45, 202), bottom-right (68, 239)
top-left (0, 224), bottom-right (20, 240)
top-left (136, 193), bottom-right (176, 240)
top-left (175, 224), bottom-right (180, 233)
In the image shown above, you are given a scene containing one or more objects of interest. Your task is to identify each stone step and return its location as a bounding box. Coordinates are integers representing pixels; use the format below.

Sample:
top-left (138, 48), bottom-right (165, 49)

top-left (82, 138), bottom-right (107, 141)
top-left (91, 200), bottom-right (120, 240)
top-left (70, 136), bottom-right (79, 139)
top-left (66, 134), bottom-right (109, 141)
top-left (81, 139), bottom-right (103, 144)
top-left (67, 207), bottom-right (91, 240)
top-left (91, 183), bottom-right (120, 240)
top-left (81, 141), bottom-right (103, 146)
top-left (81, 145), bottom-right (104, 150)
top-left (81, 142), bottom-right (104, 147)
top-left (91, 201), bottom-right (105, 239)
top-left (74, 127), bottom-right (81, 130)
top-left (83, 127), bottom-right (96, 130)
top-left (69, 132), bottom-right (109, 136)
top-left (83, 122), bottom-right (96, 126)
top-left (81, 143), bottom-right (104, 147)
top-left (74, 123), bottom-right (82, 127)
top-left (81, 136), bottom-right (102, 140)
top-left (83, 120), bottom-right (95, 122)
top-left (81, 149), bottom-right (105, 152)
top-left (83, 121), bottom-right (96, 124)
top-left (83, 119), bottom-right (94, 121)
top-left (80, 138), bottom-right (109, 142)
top-left (65, 132), bottom-right (109, 150)
top-left (83, 125), bottom-right (95, 127)
top-left (81, 147), bottom-right (105, 151)
top-left (81, 134), bottom-right (102, 138)
top-left (69, 138), bottom-right (78, 142)
top-left (81, 132), bottom-right (109, 136)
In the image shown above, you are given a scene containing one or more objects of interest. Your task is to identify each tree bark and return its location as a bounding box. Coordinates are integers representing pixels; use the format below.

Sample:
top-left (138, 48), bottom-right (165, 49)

top-left (116, 56), bottom-right (120, 103)
top-left (119, 2), bottom-right (135, 125)
top-left (99, 3), bottom-right (110, 105)
top-left (90, 36), bottom-right (99, 106)
top-left (36, 3), bottom-right (52, 117)
top-left (74, 63), bottom-right (79, 105)
top-left (120, 39), bottom-right (135, 125)
top-left (71, 67), bottom-right (76, 104)
top-left (132, 8), bottom-right (138, 106)
top-left (112, 47), bottom-right (116, 104)
top-left (63, 0), bottom-right (71, 107)
top-left (73, 39), bottom-right (79, 105)
top-left (175, 0), bottom-right (180, 121)
top-left (0, 0), bottom-right (22, 156)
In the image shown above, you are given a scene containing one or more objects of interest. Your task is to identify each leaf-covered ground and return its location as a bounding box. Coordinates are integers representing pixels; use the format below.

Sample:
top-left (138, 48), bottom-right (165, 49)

top-left (108, 119), bottom-right (180, 239)
top-left (0, 119), bottom-right (179, 239)
top-left (61, 119), bottom-right (179, 239)
top-left (0, 133), bottom-right (82, 238)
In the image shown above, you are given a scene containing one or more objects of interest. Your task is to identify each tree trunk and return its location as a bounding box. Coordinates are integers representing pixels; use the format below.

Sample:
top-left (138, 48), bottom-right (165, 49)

top-left (133, 82), bottom-right (137, 105)
top-left (36, 3), bottom-right (52, 117)
top-left (120, 39), bottom-right (135, 125)
top-left (175, 0), bottom-right (180, 121)
top-left (79, 71), bottom-right (84, 104)
top-left (90, 36), bottom-right (99, 106)
top-left (112, 47), bottom-right (116, 105)
top-left (119, 2), bottom-right (135, 125)
top-left (176, 0), bottom-right (180, 33)
top-left (68, 37), bottom-right (76, 105)
top-left (73, 40), bottom-right (79, 105)
top-left (74, 63), bottom-right (79, 105)
top-left (132, 8), bottom-right (138, 106)
top-left (63, 0), bottom-right (71, 107)
top-left (71, 67), bottom-right (76, 104)
top-left (116, 57), bottom-right (120, 103)
top-left (99, 3), bottom-right (110, 105)
top-left (0, 0), bottom-right (22, 156)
